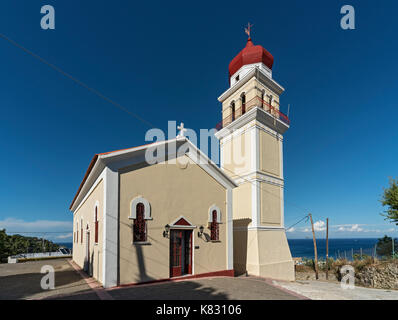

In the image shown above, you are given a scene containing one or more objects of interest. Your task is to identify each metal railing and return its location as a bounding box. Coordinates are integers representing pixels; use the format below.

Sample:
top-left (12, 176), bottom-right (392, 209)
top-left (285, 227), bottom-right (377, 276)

top-left (215, 96), bottom-right (290, 130)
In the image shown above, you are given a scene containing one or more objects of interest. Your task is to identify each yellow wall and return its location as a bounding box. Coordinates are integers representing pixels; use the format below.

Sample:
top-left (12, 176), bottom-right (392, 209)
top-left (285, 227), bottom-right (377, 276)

top-left (222, 131), bottom-right (252, 177)
top-left (259, 130), bottom-right (280, 177)
top-left (72, 179), bottom-right (104, 284)
top-left (232, 182), bottom-right (252, 221)
top-left (118, 155), bottom-right (229, 285)
top-left (260, 182), bottom-right (281, 226)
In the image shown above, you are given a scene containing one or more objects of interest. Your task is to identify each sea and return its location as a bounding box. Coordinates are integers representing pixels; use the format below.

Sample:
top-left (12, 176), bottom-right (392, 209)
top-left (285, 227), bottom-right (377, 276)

top-left (57, 238), bottom-right (380, 260)
top-left (287, 238), bottom-right (379, 260)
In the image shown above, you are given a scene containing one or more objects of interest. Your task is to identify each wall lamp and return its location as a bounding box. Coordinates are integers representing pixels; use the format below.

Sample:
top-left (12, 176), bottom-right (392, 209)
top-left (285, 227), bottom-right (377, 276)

top-left (198, 225), bottom-right (204, 238)
top-left (163, 224), bottom-right (170, 238)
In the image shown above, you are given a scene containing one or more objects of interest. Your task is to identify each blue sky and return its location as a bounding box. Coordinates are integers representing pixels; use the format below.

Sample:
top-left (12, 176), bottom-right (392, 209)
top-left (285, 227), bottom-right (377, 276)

top-left (0, 0), bottom-right (397, 241)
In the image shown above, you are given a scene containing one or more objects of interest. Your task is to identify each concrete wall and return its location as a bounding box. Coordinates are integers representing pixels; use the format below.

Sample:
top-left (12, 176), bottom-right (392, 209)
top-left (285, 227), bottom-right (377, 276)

top-left (118, 155), bottom-right (230, 285)
top-left (72, 179), bottom-right (104, 284)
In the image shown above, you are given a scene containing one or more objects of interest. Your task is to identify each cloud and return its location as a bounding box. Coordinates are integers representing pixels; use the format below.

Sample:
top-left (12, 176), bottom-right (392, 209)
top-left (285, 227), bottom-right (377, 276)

top-left (337, 224), bottom-right (364, 232)
top-left (314, 220), bottom-right (326, 232)
top-left (55, 233), bottom-right (73, 239)
top-left (286, 227), bottom-right (295, 233)
top-left (0, 218), bottom-right (72, 233)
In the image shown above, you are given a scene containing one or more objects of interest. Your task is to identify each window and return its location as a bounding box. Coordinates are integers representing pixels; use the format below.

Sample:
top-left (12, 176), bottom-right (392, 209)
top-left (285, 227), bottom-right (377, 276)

top-left (94, 206), bottom-right (99, 244)
top-left (210, 210), bottom-right (219, 241)
top-left (81, 219), bottom-right (83, 243)
top-left (235, 75), bottom-right (239, 82)
top-left (231, 102), bottom-right (236, 121)
top-left (241, 93), bottom-right (246, 115)
top-left (261, 90), bottom-right (265, 108)
top-left (133, 203), bottom-right (147, 242)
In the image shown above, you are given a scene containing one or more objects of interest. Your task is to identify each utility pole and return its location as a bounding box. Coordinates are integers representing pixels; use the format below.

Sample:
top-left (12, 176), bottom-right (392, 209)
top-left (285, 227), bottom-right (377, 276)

top-left (309, 213), bottom-right (319, 280)
top-left (326, 218), bottom-right (329, 280)
top-left (393, 238), bottom-right (395, 259)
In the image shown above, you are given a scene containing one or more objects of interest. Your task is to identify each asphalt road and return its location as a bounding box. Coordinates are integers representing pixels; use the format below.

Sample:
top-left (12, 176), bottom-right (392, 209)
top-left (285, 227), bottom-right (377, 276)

top-left (0, 259), bottom-right (301, 300)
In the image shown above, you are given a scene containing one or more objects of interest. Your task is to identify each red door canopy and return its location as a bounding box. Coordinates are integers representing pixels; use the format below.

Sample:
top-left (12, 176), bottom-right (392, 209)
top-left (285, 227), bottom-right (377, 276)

top-left (174, 217), bottom-right (191, 226)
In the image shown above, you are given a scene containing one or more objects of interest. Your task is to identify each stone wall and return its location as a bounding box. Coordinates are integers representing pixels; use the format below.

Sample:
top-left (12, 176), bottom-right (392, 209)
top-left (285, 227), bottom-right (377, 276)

top-left (355, 261), bottom-right (398, 290)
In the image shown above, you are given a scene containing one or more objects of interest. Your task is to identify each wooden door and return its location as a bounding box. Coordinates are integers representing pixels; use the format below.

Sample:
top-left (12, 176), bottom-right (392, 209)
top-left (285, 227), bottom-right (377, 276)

top-left (170, 230), bottom-right (183, 277)
top-left (184, 231), bottom-right (192, 275)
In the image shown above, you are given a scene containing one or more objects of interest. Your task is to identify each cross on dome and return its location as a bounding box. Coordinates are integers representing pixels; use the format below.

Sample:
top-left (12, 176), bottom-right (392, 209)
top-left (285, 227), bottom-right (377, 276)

top-left (244, 22), bottom-right (254, 40)
top-left (177, 122), bottom-right (187, 138)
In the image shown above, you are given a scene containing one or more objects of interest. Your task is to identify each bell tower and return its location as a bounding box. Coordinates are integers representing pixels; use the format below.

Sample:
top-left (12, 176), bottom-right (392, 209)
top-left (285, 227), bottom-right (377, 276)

top-left (215, 30), bottom-right (294, 281)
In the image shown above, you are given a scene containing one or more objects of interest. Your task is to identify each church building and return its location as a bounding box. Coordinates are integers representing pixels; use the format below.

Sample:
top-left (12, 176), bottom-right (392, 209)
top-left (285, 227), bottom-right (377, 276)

top-left (70, 31), bottom-right (295, 288)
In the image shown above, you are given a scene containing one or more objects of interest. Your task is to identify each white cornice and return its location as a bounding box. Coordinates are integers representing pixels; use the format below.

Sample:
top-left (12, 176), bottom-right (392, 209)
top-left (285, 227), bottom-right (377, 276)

top-left (218, 67), bottom-right (285, 103)
top-left (215, 106), bottom-right (289, 140)
top-left (71, 138), bottom-right (237, 212)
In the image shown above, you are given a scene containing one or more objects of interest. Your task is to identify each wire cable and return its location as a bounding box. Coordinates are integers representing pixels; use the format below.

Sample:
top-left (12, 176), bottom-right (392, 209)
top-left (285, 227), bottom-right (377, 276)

top-left (0, 32), bottom-right (156, 129)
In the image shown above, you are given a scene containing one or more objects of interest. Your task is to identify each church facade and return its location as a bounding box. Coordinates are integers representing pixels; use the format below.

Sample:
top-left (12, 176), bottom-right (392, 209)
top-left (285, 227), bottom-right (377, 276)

top-left (70, 35), bottom-right (295, 288)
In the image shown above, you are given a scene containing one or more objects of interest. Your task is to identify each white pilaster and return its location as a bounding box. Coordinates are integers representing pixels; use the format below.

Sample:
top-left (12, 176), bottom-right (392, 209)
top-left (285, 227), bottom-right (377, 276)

top-left (102, 166), bottom-right (119, 288)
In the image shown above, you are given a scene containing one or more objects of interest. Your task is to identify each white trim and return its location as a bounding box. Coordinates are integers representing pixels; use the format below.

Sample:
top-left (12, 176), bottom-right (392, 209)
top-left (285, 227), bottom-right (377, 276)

top-left (233, 171), bottom-right (284, 187)
top-left (102, 166), bottom-right (119, 288)
top-left (169, 225), bottom-right (197, 230)
top-left (184, 140), bottom-right (237, 190)
top-left (226, 189), bottom-right (233, 270)
top-left (279, 137), bottom-right (285, 228)
top-left (169, 215), bottom-right (195, 227)
top-left (251, 180), bottom-right (261, 227)
top-left (215, 106), bottom-right (289, 141)
top-left (129, 196), bottom-right (152, 220)
top-left (218, 67), bottom-right (284, 103)
top-left (72, 138), bottom-right (236, 213)
top-left (73, 170), bottom-right (105, 214)
top-left (208, 205), bottom-right (221, 223)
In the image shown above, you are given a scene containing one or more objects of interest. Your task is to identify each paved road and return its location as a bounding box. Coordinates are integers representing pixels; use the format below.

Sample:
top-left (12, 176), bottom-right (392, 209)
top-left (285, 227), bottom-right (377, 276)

top-left (0, 259), bottom-right (301, 300)
top-left (0, 258), bottom-right (98, 300)
top-left (107, 276), bottom-right (302, 300)
top-left (274, 279), bottom-right (398, 300)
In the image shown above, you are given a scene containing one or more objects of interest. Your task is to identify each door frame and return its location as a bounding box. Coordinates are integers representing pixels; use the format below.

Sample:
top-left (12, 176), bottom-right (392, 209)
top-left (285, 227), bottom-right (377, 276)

top-left (168, 216), bottom-right (196, 278)
top-left (169, 229), bottom-right (193, 278)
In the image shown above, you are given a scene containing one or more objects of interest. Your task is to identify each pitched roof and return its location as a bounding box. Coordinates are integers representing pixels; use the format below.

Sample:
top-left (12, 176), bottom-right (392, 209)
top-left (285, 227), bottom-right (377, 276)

top-left (69, 138), bottom-right (236, 211)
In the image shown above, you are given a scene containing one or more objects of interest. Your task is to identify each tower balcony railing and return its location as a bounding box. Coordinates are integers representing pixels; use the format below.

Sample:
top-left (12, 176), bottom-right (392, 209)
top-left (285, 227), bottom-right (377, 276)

top-left (215, 96), bottom-right (290, 130)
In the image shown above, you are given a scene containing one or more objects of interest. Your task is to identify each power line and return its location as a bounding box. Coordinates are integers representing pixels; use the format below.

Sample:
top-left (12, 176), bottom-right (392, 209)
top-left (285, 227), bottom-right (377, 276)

top-left (0, 32), bottom-right (156, 129)
top-left (286, 215), bottom-right (309, 231)
top-left (0, 33), bottom-right (321, 227)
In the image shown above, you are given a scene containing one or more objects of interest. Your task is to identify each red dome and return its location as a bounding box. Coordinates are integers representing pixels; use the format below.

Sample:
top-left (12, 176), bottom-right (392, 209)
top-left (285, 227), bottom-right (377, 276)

top-left (228, 39), bottom-right (274, 78)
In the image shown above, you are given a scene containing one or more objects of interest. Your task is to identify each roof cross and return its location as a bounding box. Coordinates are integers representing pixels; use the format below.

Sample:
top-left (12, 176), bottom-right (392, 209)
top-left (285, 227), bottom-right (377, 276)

top-left (245, 22), bottom-right (254, 40)
top-left (177, 122), bottom-right (187, 138)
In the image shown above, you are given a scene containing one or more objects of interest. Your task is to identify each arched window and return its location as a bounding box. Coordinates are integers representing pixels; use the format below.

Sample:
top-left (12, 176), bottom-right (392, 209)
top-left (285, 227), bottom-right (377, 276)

top-left (231, 102), bottom-right (236, 122)
top-left (94, 206), bottom-right (99, 244)
top-left (210, 210), bottom-right (219, 241)
top-left (133, 203), bottom-right (147, 242)
top-left (241, 93), bottom-right (246, 115)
